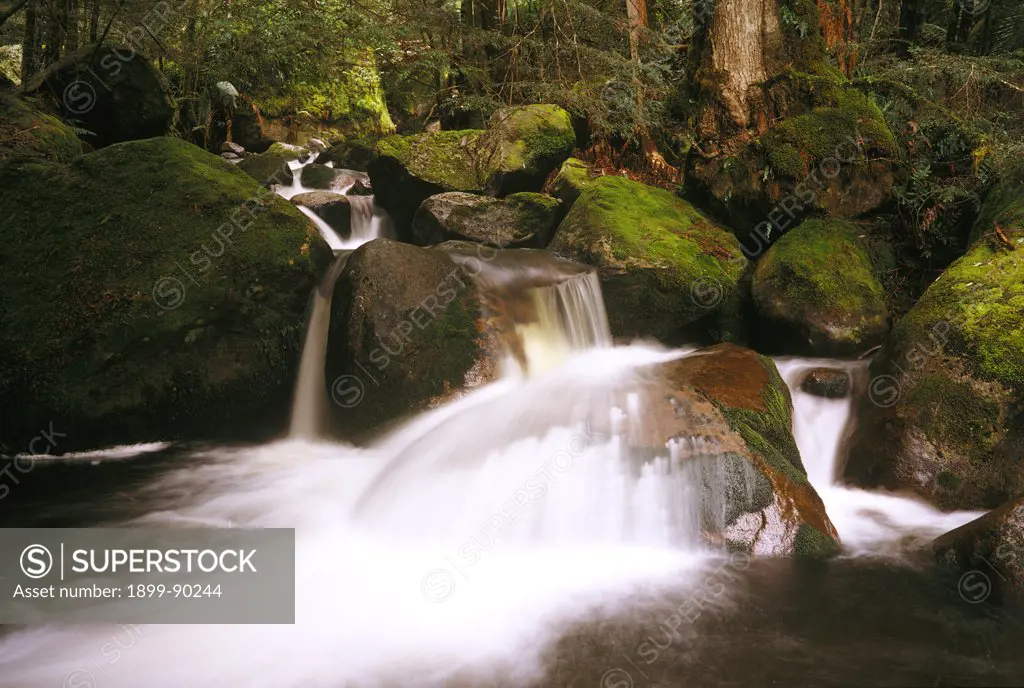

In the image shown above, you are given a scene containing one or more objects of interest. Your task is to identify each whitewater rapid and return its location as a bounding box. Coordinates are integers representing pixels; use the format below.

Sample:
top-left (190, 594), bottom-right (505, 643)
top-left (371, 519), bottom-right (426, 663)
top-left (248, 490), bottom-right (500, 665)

top-left (775, 358), bottom-right (983, 556)
top-left (0, 345), bottom-right (716, 688)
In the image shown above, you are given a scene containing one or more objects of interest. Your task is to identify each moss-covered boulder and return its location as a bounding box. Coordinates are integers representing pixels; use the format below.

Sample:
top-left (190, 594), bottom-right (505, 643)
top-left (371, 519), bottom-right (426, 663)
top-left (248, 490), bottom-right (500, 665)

top-left (24, 44), bottom-right (174, 149)
top-left (292, 191), bottom-right (351, 239)
top-left (237, 142), bottom-right (305, 185)
top-left (297, 163), bottom-right (345, 190)
top-left (325, 239), bottom-right (492, 434)
top-left (550, 175), bottom-right (748, 342)
top-left (752, 219), bottom-right (888, 356)
top-left (646, 344), bottom-right (839, 557)
top-left (934, 495), bottom-right (1024, 601)
top-left (476, 104), bottom-right (576, 196)
top-left (547, 157), bottom-right (600, 210)
top-left (0, 93), bottom-right (83, 165)
top-left (0, 45), bottom-right (20, 86)
top-left (411, 191), bottom-right (561, 248)
top-left (689, 81), bottom-right (897, 230)
top-left (844, 188), bottom-right (1024, 509)
top-left (0, 137), bottom-right (329, 452)
top-left (761, 89), bottom-right (897, 217)
top-left (367, 130), bottom-right (486, 236)
top-left (314, 138), bottom-right (377, 171)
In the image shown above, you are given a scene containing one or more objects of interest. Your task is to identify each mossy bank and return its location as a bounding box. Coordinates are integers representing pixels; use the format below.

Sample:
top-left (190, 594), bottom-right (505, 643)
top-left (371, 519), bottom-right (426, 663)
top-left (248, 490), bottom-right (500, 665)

top-left (0, 137), bottom-right (329, 452)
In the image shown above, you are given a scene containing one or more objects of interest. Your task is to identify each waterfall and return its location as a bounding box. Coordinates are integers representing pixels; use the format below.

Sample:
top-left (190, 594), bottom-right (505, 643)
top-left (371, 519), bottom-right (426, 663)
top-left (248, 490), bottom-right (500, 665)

top-left (348, 194), bottom-right (395, 247)
top-left (775, 358), bottom-right (984, 555)
top-left (288, 254), bottom-right (348, 439)
top-left (275, 153), bottom-right (392, 251)
top-left (296, 206), bottom-right (346, 251)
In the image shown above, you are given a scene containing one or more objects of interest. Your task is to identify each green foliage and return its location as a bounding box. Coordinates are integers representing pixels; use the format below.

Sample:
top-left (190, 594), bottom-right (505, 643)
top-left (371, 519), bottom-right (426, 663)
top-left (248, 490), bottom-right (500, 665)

top-left (780, 5), bottom-right (811, 39)
top-left (375, 0), bottom-right (692, 143)
top-left (859, 48), bottom-right (1024, 266)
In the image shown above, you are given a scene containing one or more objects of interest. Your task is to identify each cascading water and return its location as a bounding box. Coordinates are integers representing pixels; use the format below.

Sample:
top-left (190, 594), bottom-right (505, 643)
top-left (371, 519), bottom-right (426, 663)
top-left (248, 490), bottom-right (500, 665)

top-left (288, 254), bottom-right (349, 439)
top-left (775, 358), bottom-right (984, 555)
top-left (284, 152), bottom-right (399, 438)
top-left (277, 155), bottom-right (393, 251)
top-left (348, 194), bottom-right (395, 247)
top-left (510, 273), bottom-right (612, 376)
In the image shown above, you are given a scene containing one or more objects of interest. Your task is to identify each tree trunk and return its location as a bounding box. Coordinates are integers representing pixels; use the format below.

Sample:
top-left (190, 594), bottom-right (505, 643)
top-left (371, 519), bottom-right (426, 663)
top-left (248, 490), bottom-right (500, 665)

top-left (21, 0), bottom-right (38, 81)
top-left (622, 0), bottom-right (677, 180)
top-left (65, 0), bottom-right (78, 52)
top-left (459, 0), bottom-right (500, 92)
top-left (897, 0), bottom-right (921, 56)
top-left (626, 0), bottom-right (647, 61)
top-left (42, 0), bottom-right (67, 67)
top-left (705, 0), bottom-right (781, 129)
top-left (946, 0), bottom-right (976, 51)
top-left (818, 0), bottom-right (856, 75)
top-left (88, 0), bottom-right (98, 41)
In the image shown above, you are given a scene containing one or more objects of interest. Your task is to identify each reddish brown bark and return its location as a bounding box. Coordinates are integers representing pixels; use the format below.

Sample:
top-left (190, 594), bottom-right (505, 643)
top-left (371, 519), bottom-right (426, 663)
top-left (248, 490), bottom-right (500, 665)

top-left (817, 0), bottom-right (857, 76)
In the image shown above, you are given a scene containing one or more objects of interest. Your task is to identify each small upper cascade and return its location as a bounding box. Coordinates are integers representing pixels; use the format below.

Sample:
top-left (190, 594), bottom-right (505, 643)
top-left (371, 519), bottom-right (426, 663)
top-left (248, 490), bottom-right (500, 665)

top-left (512, 273), bottom-right (612, 377)
top-left (276, 152), bottom-right (392, 252)
top-left (348, 194), bottom-right (395, 248)
top-left (447, 248), bottom-right (612, 378)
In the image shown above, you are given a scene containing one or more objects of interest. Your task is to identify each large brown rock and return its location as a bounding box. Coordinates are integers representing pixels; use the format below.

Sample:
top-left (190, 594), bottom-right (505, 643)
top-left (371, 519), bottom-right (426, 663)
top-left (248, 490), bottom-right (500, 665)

top-left (325, 239), bottom-right (494, 434)
top-left (934, 495), bottom-right (1024, 602)
top-left (645, 344), bottom-right (840, 557)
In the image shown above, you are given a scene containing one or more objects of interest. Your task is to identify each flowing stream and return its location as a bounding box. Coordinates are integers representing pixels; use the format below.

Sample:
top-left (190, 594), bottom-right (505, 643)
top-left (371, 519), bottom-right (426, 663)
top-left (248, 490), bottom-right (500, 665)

top-left (774, 359), bottom-right (984, 555)
top-left (0, 263), bottom-right (1021, 687)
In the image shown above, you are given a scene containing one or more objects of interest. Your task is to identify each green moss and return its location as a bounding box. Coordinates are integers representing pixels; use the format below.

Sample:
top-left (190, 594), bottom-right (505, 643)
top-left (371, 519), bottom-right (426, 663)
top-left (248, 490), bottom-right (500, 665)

top-left (376, 129), bottom-right (484, 190)
top-left (0, 136), bottom-right (321, 449)
top-left (0, 93), bottom-right (83, 165)
top-left (237, 142), bottom-right (304, 184)
top-left (794, 522), bottom-right (841, 558)
top-left (479, 104), bottom-right (576, 195)
top-left (763, 89), bottom-right (897, 178)
top-left (937, 470), bottom-right (962, 490)
top-left (564, 176), bottom-right (743, 274)
top-left (753, 218), bottom-right (888, 354)
top-left (768, 143), bottom-right (806, 178)
top-left (549, 157), bottom-right (599, 208)
top-left (256, 48), bottom-right (395, 135)
top-left (0, 45), bottom-right (21, 85)
top-left (552, 175), bottom-right (747, 337)
top-left (757, 220), bottom-right (884, 313)
top-left (506, 192), bottom-right (560, 218)
top-left (908, 373), bottom-right (1002, 460)
top-left (717, 357), bottom-right (808, 486)
top-left (897, 233), bottom-right (1024, 390)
